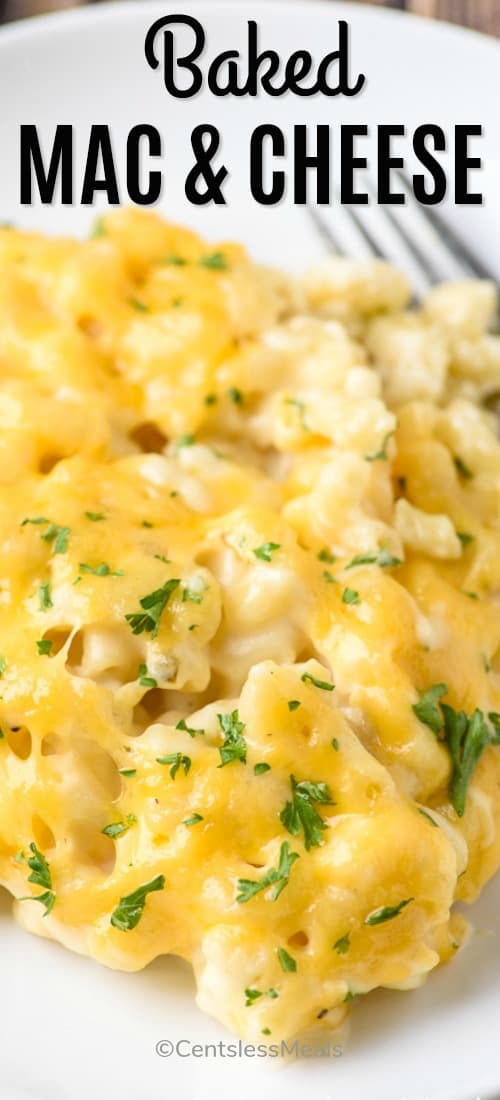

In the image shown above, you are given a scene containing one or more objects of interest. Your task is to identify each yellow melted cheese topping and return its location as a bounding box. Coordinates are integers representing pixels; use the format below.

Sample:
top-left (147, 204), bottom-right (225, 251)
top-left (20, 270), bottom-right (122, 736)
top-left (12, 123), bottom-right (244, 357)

top-left (0, 208), bottom-right (499, 1041)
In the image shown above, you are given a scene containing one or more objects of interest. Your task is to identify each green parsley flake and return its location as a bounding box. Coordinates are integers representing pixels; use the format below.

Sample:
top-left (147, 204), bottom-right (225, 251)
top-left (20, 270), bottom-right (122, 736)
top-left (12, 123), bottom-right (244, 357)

top-left (442, 705), bottom-right (491, 817)
top-left (85, 512), bottom-right (106, 522)
top-left (364, 431), bottom-right (393, 462)
top-left (453, 455), bottom-right (473, 479)
top-left (280, 775), bottom-right (334, 850)
top-left (80, 562), bottom-right (124, 577)
top-left (346, 548), bottom-right (402, 570)
top-left (277, 947), bottom-right (297, 973)
top-left (183, 813), bottom-right (204, 827)
top-left (365, 898), bottom-right (413, 925)
top-left (334, 933), bottom-right (350, 954)
top-left (0, 655), bottom-right (6, 677)
top-left (125, 578), bottom-right (180, 638)
top-left (318, 548), bottom-right (335, 564)
top-left (138, 664), bottom-right (158, 689)
top-left (36, 640), bottom-right (53, 656)
top-left (418, 808), bottom-right (438, 828)
top-left (228, 387), bottom-right (243, 405)
top-left (90, 218), bottom-right (105, 239)
top-left (17, 842), bottom-right (55, 916)
top-left (102, 814), bottom-right (137, 839)
top-left (163, 253), bottom-right (187, 266)
top-left (323, 570), bottom-right (337, 584)
top-left (236, 841), bottom-right (299, 903)
top-left (253, 542), bottom-right (281, 562)
top-left (205, 393), bottom-right (217, 406)
top-left (288, 700), bottom-right (301, 712)
top-left (41, 523), bottom-right (70, 555)
top-left (331, 738), bottom-right (340, 751)
top-left (110, 874), bottom-right (165, 931)
top-left (254, 762), bottom-right (271, 776)
top-left (119, 768), bottom-right (137, 779)
top-left (128, 297), bottom-right (149, 313)
top-left (38, 581), bottom-right (53, 610)
top-left (301, 672), bottom-right (334, 692)
top-left (457, 531), bottom-right (474, 547)
top-left (199, 251), bottom-right (229, 271)
top-left (412, 683), bottom-right (448, 735)
top-left (177, 434), bottom-right (195, 448)
top-left (176, 718), bottom-right (205, 738)
top-left (156, 753), bottom-right (191, 780)
top-left (342, 587), bottom-right (360, 606)
top-left (218, 710), bottom-right (247, 767)
top-left (182, 578), bottom-right (206, 604)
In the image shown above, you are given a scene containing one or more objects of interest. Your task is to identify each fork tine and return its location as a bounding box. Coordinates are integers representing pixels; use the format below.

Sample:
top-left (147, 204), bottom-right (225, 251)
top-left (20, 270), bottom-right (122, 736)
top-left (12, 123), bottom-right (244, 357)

top-left (395, 169), bottom-right (497, 282)
top-left (340, 203), bottom-right (386, 260)
top-left (306, 204), bottom-right (346, 255)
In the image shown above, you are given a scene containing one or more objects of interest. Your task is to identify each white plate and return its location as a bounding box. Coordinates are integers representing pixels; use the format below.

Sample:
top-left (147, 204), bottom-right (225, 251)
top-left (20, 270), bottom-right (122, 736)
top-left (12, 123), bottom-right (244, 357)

top-left (0, 4), bottom-right (499, 1099)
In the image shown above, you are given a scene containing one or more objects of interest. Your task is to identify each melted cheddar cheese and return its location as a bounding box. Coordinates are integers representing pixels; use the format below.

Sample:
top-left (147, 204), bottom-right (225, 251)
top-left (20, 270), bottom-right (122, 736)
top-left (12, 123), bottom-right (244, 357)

top-left (0, 209), bottom-right (499, 1041)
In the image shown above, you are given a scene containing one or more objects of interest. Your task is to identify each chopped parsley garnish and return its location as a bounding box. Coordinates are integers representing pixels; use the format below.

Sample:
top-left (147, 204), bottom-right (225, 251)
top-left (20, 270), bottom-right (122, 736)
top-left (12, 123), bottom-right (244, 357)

top-left (85, 511), bottom-right (106, 522)
top-left (0, 655), bottom-right (6, 676)
top-left (442, 705), bottom-right (491, 817)
top-left (17, 842), bottom-right (55, 916)
top-left (412, 683), bottom-right (447, 734)
top-left (141, 520), bottom-right (154, 528)
top-left (110, 874), bottom-right (165, 931)
top-left (183, 813), bottom-right (203, 827)
top-left (453, 455), bottom-right (473, 479)
top-left (138, 664), bottom-right (158, 689)
top-left (125, 578), bottom-right (180, 638)
top-left (41, 523), bottom-right (70, 554)
top-left (253, 542), bottom-right (281, 562)
top-left (22, 518), bottom-right (70, 554)
top-left (418, 808), bottom-right (438, 827)
top-left (331, 738), bottom-right (340, 751)
top-left (90, 218), bottom-right (105, 238)
top-left (163, 253), bottom-right (187, 266)
top-left (228, 387), bottom-right (243, 405)
top-left (153, 554), bottom-right (171, 564)
top-left (457, 531), bottom-right (474, 547)
top-left (156, 752), bottom-right (191, 779)
top-left (323, 570), bottom-right (337, 584)
top-left (342, 587), bottom-right (360, 606)
top-left (177, 433), bottom-right (195, 448)
top-left (318, 548), bottom-right (335, 564)
top-left (254, 762), bottom-right (271, 776)
top-left (277, 947), bottom-right (297, 973)
top-left (102, 814), bottom-right (137, 838)
top-left (301, 672), bottom-right (334, 692)
top-left (205, 393), bottom-right (217, 406)
top-left (364, 431), bottom-right (393, 462)
top-left (176, 718), bottom-right (205, 738)
top-left (79, 562), bottom-right (124, 577)
top-left (182, 577), bottom-right (206, 604)
top-left (119, 768), bottom-right (137, 778)
top-left (199, 251), bottom-right (229, 271)
top-left (288, 700), bottom-right (301, 712)
top-left (285, 396), bottom-right (309, 430)
top-left (334, 933), bottom-right (350, 954)
top-left (365, 898), bottom-right (413, 925)
top-left (38, 581), bottom-right (53, 610)
top-left (280, 775), bottom-right (334, 850)
top-left (236, 841), bottom-right (299, 903)
top-left (244, 988), bottom-right (263, 1006)
top-left (128, 297), bottom-right (149, 313)
top-left (346, 548), bottom-right (402, 570)
top-left (488, 712), bottom-right (500, 744)
top-left (244, 987), bottom-right (277, 1006)
top-left (36, 639), bottom-right (53, 656)
top-left (218, 710), bottom-right (247, 767)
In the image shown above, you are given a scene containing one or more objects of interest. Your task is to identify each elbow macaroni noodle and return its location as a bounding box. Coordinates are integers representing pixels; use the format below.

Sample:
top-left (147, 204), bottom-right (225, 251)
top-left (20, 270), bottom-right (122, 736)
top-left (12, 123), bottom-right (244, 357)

top-left (0, 208), bottom-right (499, 1041)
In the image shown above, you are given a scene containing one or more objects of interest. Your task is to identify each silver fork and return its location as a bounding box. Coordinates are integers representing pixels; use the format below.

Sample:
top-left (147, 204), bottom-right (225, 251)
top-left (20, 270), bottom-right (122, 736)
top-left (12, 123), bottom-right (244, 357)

top-left (307, 169), bottom-right (498, 304)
